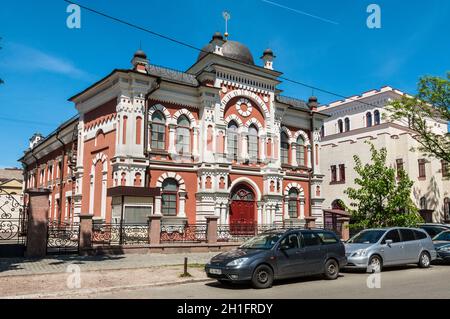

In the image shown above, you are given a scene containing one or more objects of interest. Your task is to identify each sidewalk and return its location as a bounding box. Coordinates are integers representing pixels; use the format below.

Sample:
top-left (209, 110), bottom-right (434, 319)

top-left (0, 252), bottom-right (218, 298)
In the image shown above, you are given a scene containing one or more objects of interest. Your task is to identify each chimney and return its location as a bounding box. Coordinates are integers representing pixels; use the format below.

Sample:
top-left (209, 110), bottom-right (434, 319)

top-left (261, 48), bottom-right (275, 70)
top-left (131, 48), bottom-right (149, 73)
top-left (308, 96), bottom-right (318, 111)
top-left (29, 133), bottom-right (43, 149)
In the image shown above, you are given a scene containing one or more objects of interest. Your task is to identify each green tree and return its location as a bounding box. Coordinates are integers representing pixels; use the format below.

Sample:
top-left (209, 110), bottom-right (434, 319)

top-left (387, 74), bottom-right (449, 163)
top-left (344, 142), bottom-right (423, 229)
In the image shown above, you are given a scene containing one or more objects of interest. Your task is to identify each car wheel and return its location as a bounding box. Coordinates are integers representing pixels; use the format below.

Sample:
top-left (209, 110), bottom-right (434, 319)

top-left (323, 259), bottom-right (339, 280)
top-left (418, 251), bottom-right (431, 268)
top-left (368, 255), bottom-right (383, 273)
top-left (251, 265), bottom-right (274, 289)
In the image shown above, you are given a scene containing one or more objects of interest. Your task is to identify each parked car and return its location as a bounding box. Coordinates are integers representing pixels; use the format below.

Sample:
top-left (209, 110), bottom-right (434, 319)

top-left (419, 223), bottom-right (450, 238)
top-left (205, 229), bottom-right (347, 289)
top-left (432, 230), bottom-right (450, 262)
top-left (344, 227), bottom-right (437, 272)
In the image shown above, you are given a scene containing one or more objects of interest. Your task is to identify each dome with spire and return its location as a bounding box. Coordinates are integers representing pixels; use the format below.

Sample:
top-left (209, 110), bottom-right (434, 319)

top-left (134, 49), bottom-right (147, 59)
top-left (197, 33), bottom-right (255, 65)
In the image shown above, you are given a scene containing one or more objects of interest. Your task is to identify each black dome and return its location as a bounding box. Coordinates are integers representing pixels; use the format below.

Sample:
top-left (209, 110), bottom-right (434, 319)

top-left (197, 40), bottom-right (255, 65)
top-left (134, 49), bottom-right (147, 59)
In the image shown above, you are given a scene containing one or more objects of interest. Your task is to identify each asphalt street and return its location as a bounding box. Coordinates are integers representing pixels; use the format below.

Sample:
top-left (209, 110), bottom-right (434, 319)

top-left (81, 263), bottom-right (450, 299)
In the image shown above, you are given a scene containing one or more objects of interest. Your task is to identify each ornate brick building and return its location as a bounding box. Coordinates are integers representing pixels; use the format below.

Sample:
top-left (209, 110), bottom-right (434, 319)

top-left (20, 33), bottom-right (327, 228)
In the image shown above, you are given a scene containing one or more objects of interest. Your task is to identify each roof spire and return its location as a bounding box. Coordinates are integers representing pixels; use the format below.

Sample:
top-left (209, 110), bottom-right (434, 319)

top-left (222, 11), bottom-right (231, 39)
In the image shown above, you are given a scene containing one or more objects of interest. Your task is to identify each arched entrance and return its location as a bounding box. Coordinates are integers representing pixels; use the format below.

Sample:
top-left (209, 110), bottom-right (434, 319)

top-left (229, 184), bottom-right (256, 233)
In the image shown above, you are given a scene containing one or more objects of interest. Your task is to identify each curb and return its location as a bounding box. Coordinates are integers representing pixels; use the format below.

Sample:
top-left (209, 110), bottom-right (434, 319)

top-left (2, 277), bottom-right (214, 299)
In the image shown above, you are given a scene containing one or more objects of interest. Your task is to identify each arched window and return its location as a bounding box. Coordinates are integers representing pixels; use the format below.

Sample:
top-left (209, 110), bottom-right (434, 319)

top-left (135, 116), bottom-right (142, 145)
top-left (227, 121), bottom-right (238, 160)
top-left (122, 115), bottom-right (128, 144)
top-left (374, 110), bottom-right (381, 125)
top-left (176, 115), bottom-right (191, 155)
top-left (280, 132), bottom-right (289, 165)
top-left (320, 125), bottom-right (325, 138)
top-left (338, 119), bottom-right (343, 133)
top-left (150, 111), bottom-right (166, 150)
top-left (420, 197), bottom-right (427, 210)
top-left (344, 118), bottom-right (350, 132)
top-left (444, 198), bottom-right (450, 221)
top-left (366, 112), bottom-right (373, 127)
top-left (161, 178), bottom-right (178, 216)
top-left (247, 124), bottom-right (259, 160)
top-left (296, 136), bottom-right (305, 166)
top-left (288, 188), bottom-right (299, 218)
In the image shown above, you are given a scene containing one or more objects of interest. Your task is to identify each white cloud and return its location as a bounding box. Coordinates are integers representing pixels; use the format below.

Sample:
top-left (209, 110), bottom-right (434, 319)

top-left (0, 42), bottom-right (94, 81)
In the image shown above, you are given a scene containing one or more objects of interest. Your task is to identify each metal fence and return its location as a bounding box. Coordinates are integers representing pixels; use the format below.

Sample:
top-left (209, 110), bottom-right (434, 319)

top-left (47, 221), bottom-right (80, 254)
top-left (217, 224), bottom-right (290, 242)
top-left (92, 223), bottom-right (148, 246)
top-left (160, 224), bottom-right (207, 243)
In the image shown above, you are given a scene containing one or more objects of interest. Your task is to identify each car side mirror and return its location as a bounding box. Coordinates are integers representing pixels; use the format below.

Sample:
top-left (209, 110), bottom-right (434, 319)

top-left (385, 239), bottom-right (393, 246)
top-left (279, 244), bottom-right (290, 250)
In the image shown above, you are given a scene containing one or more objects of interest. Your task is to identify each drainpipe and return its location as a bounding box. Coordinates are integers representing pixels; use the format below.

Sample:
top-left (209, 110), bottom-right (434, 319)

top-left (143, 78), bottom-right (161, 188)
top-left (56, 131), bottom-right (66, 225)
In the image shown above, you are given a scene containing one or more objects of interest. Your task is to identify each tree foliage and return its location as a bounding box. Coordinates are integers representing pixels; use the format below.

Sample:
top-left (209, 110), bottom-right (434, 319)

top-left (387, 74), bottom-right (449, 163)
top-left (344, 142), bottom-right (423, 229)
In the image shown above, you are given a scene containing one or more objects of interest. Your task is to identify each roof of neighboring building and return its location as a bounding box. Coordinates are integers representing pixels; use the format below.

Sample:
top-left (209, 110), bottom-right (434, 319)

top-left (276, 95), bottom-right (309, 111)
top-left (0, 168), bottom-right (23, 182)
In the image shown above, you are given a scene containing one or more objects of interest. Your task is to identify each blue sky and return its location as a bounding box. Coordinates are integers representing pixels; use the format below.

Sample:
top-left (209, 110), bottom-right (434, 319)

top-left (0, 0), bottom-right (449, 167)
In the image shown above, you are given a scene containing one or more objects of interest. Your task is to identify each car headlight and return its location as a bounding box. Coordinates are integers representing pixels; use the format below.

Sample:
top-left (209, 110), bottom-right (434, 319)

top-left (351, 249), bottom-right (368, 257)
top-left (226, 258), bottom-right (248, 267)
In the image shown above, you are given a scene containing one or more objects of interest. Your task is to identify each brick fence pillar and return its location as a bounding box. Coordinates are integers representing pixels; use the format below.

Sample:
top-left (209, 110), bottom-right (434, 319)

top-left (79, 215), bottom-right (93, 252)
top-left (25, 188), bottom-right (50, 258)
top-left (304, 217), bottom-right (316, 229)
top-left (148, 215), bottom-right (162, 245)
top-left (338, 217), bottom-right (351, 241)
top-left (205, 216), bottom-right (219, 244)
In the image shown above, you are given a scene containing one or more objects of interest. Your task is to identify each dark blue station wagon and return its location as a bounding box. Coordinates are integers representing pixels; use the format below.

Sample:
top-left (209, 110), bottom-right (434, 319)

top-left (205, 229), bottom-right (347, 289)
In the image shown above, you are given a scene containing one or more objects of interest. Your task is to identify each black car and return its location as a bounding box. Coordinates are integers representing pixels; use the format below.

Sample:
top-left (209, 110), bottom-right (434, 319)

top-left (433, 230), bottom-right (450, 262)
top-left (205, 229), bottom-right (347, 289)
top-left (419, 224), bottom-right (450, 238)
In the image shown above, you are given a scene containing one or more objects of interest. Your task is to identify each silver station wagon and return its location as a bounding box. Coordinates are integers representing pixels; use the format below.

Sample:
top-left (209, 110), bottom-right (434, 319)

top-left (344, 227), bottom-right (437, 272)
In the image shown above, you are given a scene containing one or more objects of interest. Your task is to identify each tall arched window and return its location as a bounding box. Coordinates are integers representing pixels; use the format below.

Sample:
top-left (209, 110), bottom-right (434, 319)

top-left (247, 124), bottom-right (259, 160)
top-left (280, 132), bottom-right (289, 165)
top-left (338, 120), bottom-right (343, 133)
top-left (296, 136), bottom-right (305, 166)
top-left (366, 112), bottom-right (373, 127)
top-left (136, 116), bottom-right (142, 145)
top-left (176, 115), bottom-right (191, 155)
top-left (227, 121), bottom-right (238, 160)
top-left (122, 115), bottom-right (128, 144)
top-left (374, 110), bottom-right (381, 125)
top-left (161, 178), bottom-right (178, 216)
top-left (288, 188), bottom-right (299, 218)
top-left (150, 111), bottom-right (166, 150)
top-left (420, 197), bottom-right (427, 210)
top-left (344, 118), bottom-right (350, 132)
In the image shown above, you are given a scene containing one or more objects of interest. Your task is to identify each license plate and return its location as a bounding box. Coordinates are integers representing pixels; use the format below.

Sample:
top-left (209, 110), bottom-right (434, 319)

top-left (209, 268), bottom-right (222, 275)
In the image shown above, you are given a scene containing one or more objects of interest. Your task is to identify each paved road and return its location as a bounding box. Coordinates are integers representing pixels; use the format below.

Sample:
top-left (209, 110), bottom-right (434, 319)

top-left (86, 264), bottom-right (450, 299)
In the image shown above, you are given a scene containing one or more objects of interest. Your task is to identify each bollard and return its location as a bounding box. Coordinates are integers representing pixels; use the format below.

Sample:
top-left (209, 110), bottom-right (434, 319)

top-left (184, 257), bottom-right (188, 276)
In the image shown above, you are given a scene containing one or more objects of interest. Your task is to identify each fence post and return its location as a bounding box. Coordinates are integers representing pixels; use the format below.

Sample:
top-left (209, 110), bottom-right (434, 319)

top-left (148, 215), bottom-right (162, 245)
top-left (25, 188), bottom-right (50, 258)
top-left (337, 217), bottom-right (351, 241)
top-left (79, 214), bottom-right (93, 253)
top-left (304, 217), bottom-right (316, 229)
top-left (205, 216), bottom-right (219, 244)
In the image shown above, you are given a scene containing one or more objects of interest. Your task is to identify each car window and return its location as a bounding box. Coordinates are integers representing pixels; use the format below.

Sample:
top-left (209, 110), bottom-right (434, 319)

top-left (400, 229), bottom-right (416, 242)
top-left (317, 231), bottom-right (339, 244)
top-left (433, 231), bottom-right (450, 241)
top-left (413, 230), bottom-right (427, 240)
top-left (382, 229), bottom-right (401, 243)
top-left (302, 232), bottom-right (321, 246)
top-left (422, 226), bottom-right (445, 237)
top-left (279, 234), bottom-right (300, 250)
top-left (347, 230), bottom-right (385, 244)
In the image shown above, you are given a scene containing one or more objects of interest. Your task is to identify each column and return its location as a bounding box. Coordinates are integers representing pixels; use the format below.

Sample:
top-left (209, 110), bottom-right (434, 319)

top-left (307, 145), bottom-right (312, 168)
top-left (178, 191), bottom-right (187, 218)
top-left (283, 196), bottom-right (289, 220)
top-left (148, 215), bottom-right (162, 245)
top-left (223, 133), bottom-right (228, 156)
top-left (241, 134), bottom-right (248, 161)
top-left (299, 199), bottom-right (305, 219)
top-left (154, 195), bottom-right (162, 215)
top-left (192, 127), bottom-right (199, 158)
top-left (168, 124), bottom-right (176, 155)
top-left (338, 217), bottom-right (351, 241)
top-left (79, 214), bottom-right (93, 253)
top-left (205, 216), bottom-right (219, 244)
top-left (260, 136), bottom-right (266, 162)
top-left (25, 188), bottom-right (50, 258)
top-left (291, 143), bottom-right (298, 167)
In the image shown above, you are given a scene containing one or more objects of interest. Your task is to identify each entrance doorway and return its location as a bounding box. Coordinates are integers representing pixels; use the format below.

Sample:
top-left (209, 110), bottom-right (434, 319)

top-left (229, 184), bottom-right (256, 234)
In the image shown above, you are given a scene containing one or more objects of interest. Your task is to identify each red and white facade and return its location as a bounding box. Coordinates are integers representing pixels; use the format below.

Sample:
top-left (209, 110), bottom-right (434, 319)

top-left (21, 34), bottom-right (328, 228)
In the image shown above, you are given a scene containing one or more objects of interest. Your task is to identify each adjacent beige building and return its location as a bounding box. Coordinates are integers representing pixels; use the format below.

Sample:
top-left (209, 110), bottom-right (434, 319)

top-left (319, 86), bottom-right (449, 224)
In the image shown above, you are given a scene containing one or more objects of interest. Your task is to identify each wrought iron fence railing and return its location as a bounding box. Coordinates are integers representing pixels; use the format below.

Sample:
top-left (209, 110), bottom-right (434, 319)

top-left (217, 224), bottom-right (291, 243)
top-left (160, 224), bottom-right (207, 243)
top-left (47, 221), bottom-right (80, 253)
top-left (92, 223), bottom-right (148, 246)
